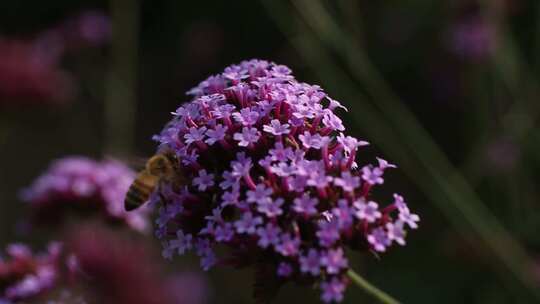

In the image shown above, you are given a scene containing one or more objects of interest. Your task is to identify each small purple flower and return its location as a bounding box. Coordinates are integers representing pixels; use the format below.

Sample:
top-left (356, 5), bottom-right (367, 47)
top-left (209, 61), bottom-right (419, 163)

top-left (234, 212), bottom-right (263, 235)
top-left (322, 111), bottom-right (345, 131)
top-left (194, 238), bottom-right (211, 256)
top-left (377, 157), bottom-right (397, 170)
top-left (332, 200), bottom-right (354, 229)
top-left (299, 132), bottom-right (325, 149)
top-left (219, 171), bottom-right (239, 190)
top-left (320, 277), bottom-right (346, 303)
top-left (288, 175), bottom-right (308, 193)
top-left (205, 124), bottom-right (228, 145)
top-left (214, 223), bottom-right (234, 242)
top-left (353, 199), bottom-right (381, 223)
top-left (256, 223), bottom-right (281, 248)
top-left (212, 104), bottom-right (236, 119)
top-left (270, 162), bottom-right (296, 177)
top-left (232, 108), bottom-right (259, 126)
top-left (257, 198), bottom-right (284, 218)
top-left (180, 148), bottom-right (199, 166)
top-left (221, 188), bottom-right (241, 207)
top-left (204, 207), bottom-right (223, 223)
top-left (327, 97), bottom-right (348, 111)
top-left (269, 142), bottom-right (294, 162)
top-left (169, 230), bottom-right (193, 255)
top-left (199, 222), bottom-right (216, 236)
top-left (299, 249), bottom-right (321, 276)
top-left (184, 126), bottom-right (207, 145)
top-left (307, 171), bottom-right (333, 188)
top-left (271, 64), bottom-right (292, 77)
top-left (399, 209), bottom-right (420, 229)
top-left (361, 165), bottom-right (384, 185)
top-left (174, 103), bottom-right (201, 118)
top-left (193, 169), bottom-right (215, 191)
top-left (333, 172), bottom-right (360, 193)
top-left (275, 233), bottom-right (300, 257)
top-left (199, 249), bottom-right (217, 271)
top-left (233, 127), bottom-right (261, 147)
top-left (367, 227), bottom-right (391, 252)
top-left (277, 262), bottom-right (293, 278)
top-left (320, 248), bottom-right (348, 274)
top-left (293, 194), bottom-right (318, 216)
top-left (316, 220), bottom-right (341, 247)
top-left (162, 241), bottom-right (175, 260)
top-left (263, 119), bottom-right (290, 136)
top-left (230, 153), bottom-right (252, 177)
top-left (386, 221), bottom-right (406, 246)
top-left (223, 70), bottom-right (249, 82)
top-left (337, 133), bottom-right (368, 153)
top-left (246, 183), bottom-right (273, 204)
top-left (393, 193), bottom-right (408, 212)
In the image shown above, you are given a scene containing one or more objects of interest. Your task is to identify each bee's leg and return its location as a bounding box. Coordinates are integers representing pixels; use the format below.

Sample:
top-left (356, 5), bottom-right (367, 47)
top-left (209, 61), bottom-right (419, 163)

top-left (157, 181), bottom-right (168, 205)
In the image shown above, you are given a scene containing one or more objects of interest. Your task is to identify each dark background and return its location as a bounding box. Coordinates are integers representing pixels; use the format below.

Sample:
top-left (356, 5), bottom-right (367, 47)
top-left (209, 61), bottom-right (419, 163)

top-left (1, 0), bottom-right (540, 303)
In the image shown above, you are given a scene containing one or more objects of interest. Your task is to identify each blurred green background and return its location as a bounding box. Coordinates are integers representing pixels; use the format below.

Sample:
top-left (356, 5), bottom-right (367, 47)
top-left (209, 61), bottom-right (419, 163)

top-left (1, 0), bottom-right (540, 303)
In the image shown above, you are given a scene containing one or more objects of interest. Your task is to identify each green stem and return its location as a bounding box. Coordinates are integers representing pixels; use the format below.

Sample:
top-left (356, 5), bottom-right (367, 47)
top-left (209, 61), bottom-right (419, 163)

top-left (347, 269), bottom-right (401, 304)
top-left (104, 0), bottom-right (140, 157)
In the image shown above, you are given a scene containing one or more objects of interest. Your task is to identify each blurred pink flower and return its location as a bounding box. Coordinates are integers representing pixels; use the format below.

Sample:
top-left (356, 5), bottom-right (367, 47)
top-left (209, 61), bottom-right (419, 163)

top-left (0, 10), bottom-right (111, 109)
top-left (67, 225), bottom-right (208, 304)
top-left (61, 11), bottom-right (111, 49)
top-left (0, 39), bottom-right (74, 107)
top-left (448, 15), bottom-right (495, 61)
top-left (20, 156), bottom-right (149, 233)
top-left (0, 242), bottom-right (64, 302)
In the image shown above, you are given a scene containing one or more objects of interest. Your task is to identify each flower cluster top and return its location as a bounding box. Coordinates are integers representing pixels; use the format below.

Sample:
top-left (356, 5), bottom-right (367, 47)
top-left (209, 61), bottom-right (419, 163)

top-left (20, 157), bottom-right (149, 233)
top-left (152, 59), bottom-right (419, 303)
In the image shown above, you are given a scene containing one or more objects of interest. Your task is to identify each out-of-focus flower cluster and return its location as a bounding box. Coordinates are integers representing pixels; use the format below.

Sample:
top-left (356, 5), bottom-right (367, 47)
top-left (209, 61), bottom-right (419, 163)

top-left (20, 157), bottom-right (149, 233)
top-left (0, 242), bottom-right (66, 302)
top-left (151, 59), bottom-right (420, 302)
top-left (0, 11), bottom-right (109, 107)
top-left (448, 14), bottom-right (495, 61)
top-left (0, 227), bottom-right (208, 304)
top-left (67, 225), bottom-right (208, 304)
top-left (0, 39), bottom-right (74, 106)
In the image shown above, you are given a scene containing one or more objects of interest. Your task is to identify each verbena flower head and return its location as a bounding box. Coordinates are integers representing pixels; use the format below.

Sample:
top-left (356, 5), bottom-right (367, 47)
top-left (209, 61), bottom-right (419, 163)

top-left (20, 157), bottom-right (149, 233)
top-left (152, 59), bottom-right (420, 302)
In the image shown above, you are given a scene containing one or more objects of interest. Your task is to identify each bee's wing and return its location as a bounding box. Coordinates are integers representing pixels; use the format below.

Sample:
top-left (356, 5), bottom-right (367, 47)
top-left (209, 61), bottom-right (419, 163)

top-left (104, 155), bottom-right (149, 171)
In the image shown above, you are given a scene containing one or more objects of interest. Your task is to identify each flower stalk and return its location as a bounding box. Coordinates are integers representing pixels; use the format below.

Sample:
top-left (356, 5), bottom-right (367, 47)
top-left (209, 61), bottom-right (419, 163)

top-left (346, 269), bottom-right (400, 304)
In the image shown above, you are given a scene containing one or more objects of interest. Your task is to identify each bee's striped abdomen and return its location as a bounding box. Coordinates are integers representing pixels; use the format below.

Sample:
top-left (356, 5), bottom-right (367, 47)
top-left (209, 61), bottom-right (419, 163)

top-left (124, 173), bottom-right (157, 211)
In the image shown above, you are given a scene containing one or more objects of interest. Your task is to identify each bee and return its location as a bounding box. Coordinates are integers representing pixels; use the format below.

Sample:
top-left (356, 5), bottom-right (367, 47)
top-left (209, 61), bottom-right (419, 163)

top-left (124, 152), bottom-right (181, 211)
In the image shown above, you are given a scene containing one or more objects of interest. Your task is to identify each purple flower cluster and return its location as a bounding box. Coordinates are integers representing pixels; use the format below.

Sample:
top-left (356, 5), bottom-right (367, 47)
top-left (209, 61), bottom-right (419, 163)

top-left (20, 157), bottom-right (149, 233)
top-left (0, 243), bottom-right (63, 302)
top-left (152, 59), bottom-right (419, 302)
